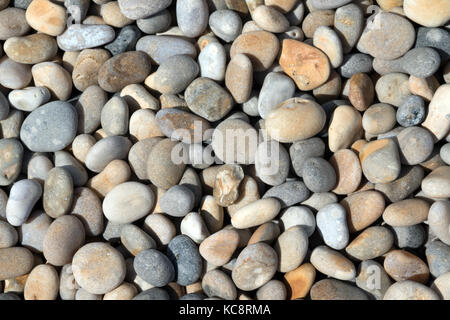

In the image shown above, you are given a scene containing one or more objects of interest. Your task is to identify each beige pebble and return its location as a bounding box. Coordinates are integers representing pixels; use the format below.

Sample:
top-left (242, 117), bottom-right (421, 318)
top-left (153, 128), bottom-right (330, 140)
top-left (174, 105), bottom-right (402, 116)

top-left (120, 84), bottom-right (160, 111)
top-left (143, 213), bottom-right (176, 247)
top-left (330, 149), bottom-right (362, 195)
top-left (24, 264), bottom-right (59, 300)
top-left (231, 198), bottom-right (281, 229)
top-left (328, 105), bottom-right (363, 152)
top-left (101, 1), bottom-right (133, 28)
top-left (25, 0), bottom-right (67, 36)
top-left (362, 103), bottom-right (396, 135)
top-left (72, 134), bottom-right (96, 163)
top-left (103, 282), bottom-right (137, 300)
top-left (422, 84), bottom-right (450, 142)
top-left (129, 109), bottom-right (163, 141)
top-left (421, 166), bottom-right (450, 199)
top-left (87, 160), bottom-right (131, 198)
top-left (4, 33), bottom-right (58, 64)
top-left (200, 195), bottom-right (224, 234)
top-left (72, 49), bottom-right (111, 92)
top-left (199, 229), bottom-right (240, 266)
top-left (408, 75), bottom-right (439, 101)
top-left (310, 245), bottom-right (356, 281)
top-left (32, 62), bottom-right (72, 100)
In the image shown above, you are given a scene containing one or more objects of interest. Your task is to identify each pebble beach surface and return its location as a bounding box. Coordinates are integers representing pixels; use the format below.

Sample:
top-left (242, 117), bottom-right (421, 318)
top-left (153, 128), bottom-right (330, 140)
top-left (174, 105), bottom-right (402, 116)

top-left (0, 0), bottom-right (449, 301)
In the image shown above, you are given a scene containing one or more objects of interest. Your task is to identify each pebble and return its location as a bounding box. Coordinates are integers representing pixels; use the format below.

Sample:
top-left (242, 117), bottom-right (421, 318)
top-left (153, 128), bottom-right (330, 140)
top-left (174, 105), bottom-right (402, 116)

top-left (375, 165), bottom-right (424, 203)
top-left (441, 144), bottom-right (450, 165)
top-left (302, 157), bottom-right (336, 193)
top-left (167, 235), bottom-right (202, 286)
top-left (310, 246), bottom-right (356, 281)
top-left (135, 36), bottom-right (197, 65)
top-left (19, 210), bottom-right (50, 252)
top-left (432, 272), bottom-right (450, 299)
top-left (356, 260), bottom-right (392, 300)
top-left (209, 9), bottom-right (242, 42)
top-left (396, 95), bottom-right (426, 127)
top-left (225, 53), bottom-right (253, 104)
top-left (8, 87), bottom-right (50, 112)
top-left (136, 10), bottom-right (172, 35)
top-left (289, 138), bottom-right (325, 177)
top-left (4, 33), bottom-right (57, 65)
top-left (383, 198), bottom-right (430, 227)
top-left (134, 249), bottom-right (174, 287)
top-left (176, 0), bottom-right (209, 38)
top-left (57, 24), bottom-right (115, 51)
top-left (144, 213), bottom-right (176, 247)
top-left (283, 263), bottom-right (315, 300)
top-left (0, 247), bottom-right (34, 280)
top-left (198, 42), bottom-right (226, 82)
top-left (339, 53), bottom-right (373, 78)
top-left (302, 10), bottom-right (335, 39)
top-left (348, 73), bottom-right (374, 111)
top-left (252, 5), bottom-right (289, 33)
top-left (409, 75), bottom-right (440, 102)
top-left (358, 12), bottom-right (415, 60)
top-left (329, 149), bottom-right (362, 194)
top-left (274, 226), bottom-right (309, 272)
top-left (263, 181), bottom-right (310, 208)
top-left (256, 280), bottom-right (287, 300)
top-left (230, 31), bottom-right (280, 71)
top-left (375, 73), bottom-right (411, 107)
top-left (103, 182), bottom-right (154, 224)
top-left (334, 3), bottom-right (364, 53)
top-left (317, 203), bottom-right (349, 250)
top-left (74, 85), bottom-right (107, 134)
top-left (328, 105), bottom-right (362, 152)
top-left (32, 62), bottom-right (73, 100)
top-left (313, 26), bottom-right (343, 68)
top-left (404, 0), bottom-right (450, 27)
top-left (0, 7), bottom-right (29, 40)
top-left (384, 249), bottom-right (430, 283)
top-left (0, 138), bottom-right (23, 186)
top-left (72, 49), bottom-right (111, 92)
top-left (72, 242), bottom-right (126, 294)
top-left (103, 283), bottom-right (137, 300)
top-left (392, 225), bottom-right (426, 249)
top-left (415, 27), bottom-right (450, 60)
top-left (359, 139), bottom-right (401, 183)
top-left (341, 190), bottom-right (385, 233)
top-left (426, 240), bottom-right (450, 278)
top-left (428, 200), bottom-right (450, 245)
top-left (310, 279), bottom-right (368, 300)
top-left (25, 0), bottom-right (66, 36)
top-left (346, 226), bottom-right (393, 260)
top-left (54, 151), bottom-right (89, 187)
top-left (212, 164), bottom-right (244, 207)
top-left (232, 243), bottom-right (278, 291)
top-left (85, 136), bottom-right (132, 173)
top-left (202, 269), bottom-right (236, 300)
top-left (227, 176), bottom-right (260, 217)
top-left (422, 166), bottom-right (450, 198)
top-left (70, 187), bottom-right (103, 237)
top-left (0, 220), bottom-right (18, 248)
top-left (384, 280), bottom-right (440, 300)
top-left (160, 185), bottom-right (195, 217)
top-left (100, 96), bottom-right (129, 136)
top-left (0, 57), bottom-right (32, 89)
top-left (422, 84), bottom-right (450, 142)
top-left (6, 179), bottom-right (42, 226)
top-left (121, 224), bottom-right (156, 256)
top-left (145, 54), bottom-right (199, 95)
top-left (199, 229), bottom-right (239, 266)
top-left (180, 212), bottom-right (210, 244)
top-left (0, 108), bottom-right (22, 139)
top-left (98, 51), bottom-right (151, 93)
top-left (397, 126), bottom-right (434, 165)
top-left (43, 167), bottom-right (73, 218)
top-left (133, 288), bottom-right (169, 300)
top-left (24, 264), bottom-right (59, 300)
top-left (231, 198), bottom-right (281, 229)
top-left (258, 72), bottom-right (295, 119)
top-left (255, 140), bottom-right (290, 186)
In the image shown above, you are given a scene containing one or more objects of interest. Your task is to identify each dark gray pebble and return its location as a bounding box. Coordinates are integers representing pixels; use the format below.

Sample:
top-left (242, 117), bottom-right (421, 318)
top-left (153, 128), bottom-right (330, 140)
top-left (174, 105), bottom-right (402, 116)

top-left (134, 249), bottom-right (175, 287)
top-left (415, 27), bottom-right (450, 61)
top-left (263, 180), bottom-right (310, 208)
top-left (167, 235), bottom-right (203, 286)
top-left (391, 225), bottom-right (426, 249)
top-left (396, 95), bottom-right (426, 127)
top-left (133, 288), bottom-right (170, 300)
top-left (302, 157), bottom-right (336, 193)
top-left (290, 138), bottom-right (325, 177)
top-left (425, 240), bottom-right (450, 278)
top-left (105, 25), bottom-right (141, 56)
top-left (339, 53), bottom-right (373, 78)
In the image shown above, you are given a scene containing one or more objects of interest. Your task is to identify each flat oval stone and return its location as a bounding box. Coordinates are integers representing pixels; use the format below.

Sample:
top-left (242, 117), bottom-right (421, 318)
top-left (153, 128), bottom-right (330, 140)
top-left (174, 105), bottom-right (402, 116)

top-left (185, 77), bottom-right (234, 122)
top-left (199, 42), bottom-right (226, 82)
top-left (310, 245), bottom-right (356, 281)
top-left (0, 138), bottom-right (23, 186)
top-left (384, 249), bottom-right (429, 283)
top-left (334, 3), bottom-right (364, 53)
top-left (317, 203), bottom-right (349, 250)
top-left (263, 181), bottom-right (310, 208)
top-left (384, 280), bottom-right (440, 300)
top-left (362, 103), bottom-right (396, 135)
top-left (357, 12), bottom-right (415, 60)
top-left (274, 226), bottom-right (308, 272)
top-left (397, 126), bottom-right (434, 165)
top-left (57, 24), bottom-right (115, 51)
top-left (135, 35), bottom-right (197, 65)
top-left (167, 235), bottom-right (202, 286)
top-left (425, 240), bottom-right (450, 277)
top-left (4, 33), bottom-right (57, 64)
top-left (230, 31), bottom-right (280, 71)
top-left (136, 10), bottom-right (172, 34)
top-left (359, 139), bottom-right (401, 183)
top-left (176, 0), bottom-right (209, 38)
top-left (134, 249), bottom-right (174, 287)
top-left (145, 54), bottom-right (199, 95)
top-left (202, 269), bottom-right (237, 300)
top-left (72, 242), bottom-right (126, 294)
top-left (328, 105), bottom-right (362, 152)
top-left (6, 179), bottom-right (42, 226)
top-left (0, 7), bottom-right (29, 40)
top-left (24, 264), bottom-right (59, 300)
top-left (0, 57), bottom-right (32, 89)
top-left (340, 190), bottom-right (385, 233)
top-left (231, 198), bottom-right (281, 229)
top-left (70, 187), bottom-right (103, 237)
top-left (103, 182), bottom-right (154, 224)
top-left (0, 247), bottom-right (34, 280)
top-left (232, 243), bottom-right (278, 291)
top-left (346, 226), bottom-right (393, 260)
top-left (279, 39), bottom-right (330, 91)
top-left (252, 5), bottom-right (289, 33)
top-left (428, 200), bottom-right (450, 245)
top-left (383, 199), bottom-right (430, 227)
top-left (311, 279), bottom-right (368, 300)
top-left (19, 211), bottom-right (51, 253)
top-left (160, 185), bottom-right (195, 217)
top-left (265, 98), bottom-right (326, 143)
top-left (375, 73), bottom-right (411, 107)
top-left (43, 167), bottom-right (73, 218)
top-left (422, 84), bottom-right (450, 141)
top-left (43, 215), bottom-right (85, 266)
top-left (209, 9), bottom-right (242, 42)
top-left (147, 139), bottom-right (186, 190)
top-left (98, 51), bottom-right (151, 93)
top-left (199, 229), bottom-right (239, 266)
top-left (118, 0), bottom-right (172, 20)
top-left (302, 157), bottom-right (336, 193)
top-left (225, 53), bottom-right (253, 104)
top-left (404, 0), bottom-right (450, 28)
top-left (8, 87), bottom-right (50, 112)
top-left (257, 72), bottom-right (295, 119)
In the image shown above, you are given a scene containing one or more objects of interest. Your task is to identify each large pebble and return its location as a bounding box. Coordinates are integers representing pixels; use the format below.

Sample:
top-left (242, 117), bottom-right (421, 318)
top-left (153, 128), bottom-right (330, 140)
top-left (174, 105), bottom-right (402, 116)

top-left (231, 198), bottom-right (280, 229)
top-left (422, 84), bottom-right (450, 142)
top-left (384, 249), bottom-right (430, 283)
top-left (199, 229), bottom-right (239, 266)
top-left (384, 280), bottom-right (440, 300)
top-left (397, 126), bottom-right (434, 165)
top-left (85, 136), bottom-right (132, 173)
top-left (274, 226), bottom-right (308, 272)
top-left (134, 249), bottom-right (174, 287)
top-left (359, 139), bottom-right (401, 183)
top-left (25, 0), bottom-right (66, 36)
top-left (176, 0), bottom-right (209, 38)
top-left (209, 9), bottom-right (242, 42)
top-left (167, 235), bottom-right (202, 286)
top-left (404, 0), bottom-right (450, 28)
top-left (57, 24), bottom-right (115, 51)
top-left (4, 33), bottom-right (57, 64)
top-left (346, 226), bottom-right (393, 260)
top-left (135, 36), bottom-right (197, 65)
top-left (316, 203), bottom-right (349, 250)
top-left (6, 179), bottom-right (41, 226)
top-left (310, 245), bottom-right (356, 281)
top-left (24, 264), bottom-right (59, 300)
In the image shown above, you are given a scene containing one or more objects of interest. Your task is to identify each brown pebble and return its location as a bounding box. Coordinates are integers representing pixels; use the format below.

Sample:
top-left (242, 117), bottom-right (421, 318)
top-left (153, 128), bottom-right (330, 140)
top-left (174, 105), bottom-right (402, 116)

top-left (382, 199), bottom-right (430, 227)
top-left (384, 249), bottom-right (430, 284)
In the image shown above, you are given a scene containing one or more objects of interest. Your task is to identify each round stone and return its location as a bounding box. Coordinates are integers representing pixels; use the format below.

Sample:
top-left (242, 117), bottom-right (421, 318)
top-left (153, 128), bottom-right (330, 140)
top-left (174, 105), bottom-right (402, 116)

top-left (384, 250), bottom-right (429, 283)
top-left (199, 229), bottom-right (239, 266)
top-left (85, 136), bottom-right (132, 173)
top-left (356, 260), bottom-right (392, 300)
top-left (231, 198), bottom-right (281, 229)
top-left (24, 264), bottom-right (59, 300)
top-left (274, 226), bottom-right (309, 272)
top-left (31, 62), bottom-right (72, 100)
top-left (176, 0), bottom-right (209, 38)
top-left (43, 167), bottom-right (73, 218)
top-left (72, 242), bottom-right (126, 294)
top-left (396, 95), bottom-right (426, 127)
top-left (209, 9), bottom-right (242, 42)
top-left (302, 157), bottom-right (336, 193)
top-left (167, 235), bottom-right (202, 286)
top-left (263, 180), bottom-right (310, 208)
top-left (134, 249), bottom-right (175, 287)
top-left (346, 226), bottom-right (393, 260)
top-left (0, 57), bottom-right (32, 89)
top-left (284, 263), bottom-right (316, 300)
top-left (397, 126), bottom-right (434, 165)
top-left (0, 7), bottom-right (29, 40)
top-left (310, 245), bottom-right (356, 281)
top-left (120, 224), bottom-right (156, 256)
top-left (118, 0), bottom-right (172, 20)
top-left (133, 288), bottom-right (170, 300)
top-left (252, 5), bottom-right (289, 33)
top-left (0, 247), bottom-right (34, 280)
top-left (375, 73), bottom-right (411, 107)
top-left (316, 203), bottom-right (349, 250)
top-left (25, 0), bottom-right (66, 36)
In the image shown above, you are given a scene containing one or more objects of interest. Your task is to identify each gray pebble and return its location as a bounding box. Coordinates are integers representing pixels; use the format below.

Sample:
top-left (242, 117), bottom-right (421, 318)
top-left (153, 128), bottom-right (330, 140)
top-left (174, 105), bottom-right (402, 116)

top-left (54, 151), bottom-right (88, 187)
top-left (334, 3), bottom-right (364, 53)
top-left (396, 126), bottom-right (434, 165)
top-left (134, 249), bottom-right (175, 287)
top-left (425, 240), bottom-right (450, 278)
top-left (57, 24), bottom-right (115, 52)
top-left (160, 185), bottom-right (195, 217)
top-left (310, 0), bottom-right (352, 9)
top-left (279, 206), bottom-right (316, 236)
top-left (6, 179), bottom-right (42, 227)
top-left (0, 220), bottom-right (18, 248)
top-left (396, 95), bottom-right (426, 127)
top-left (133, 288), bottom-right (170, 300)
top-left (391, 225), bottom-right (426, 249)
top-left (339, 53), bottom-right (373, 78)
top-left (105, 25), bottom-right (141, 56)
top-left (198, 42), bottom-right (226, 81)
top-left (121, 224), bottom-right (156, 256)
top-left (302, 157), bottom-right (336, 193)
top-left (0, 91), bottom-right (9, 120)
top-left (402, 47), bottom-right (441, 78)
top-left (209, 9), bottom-right (242, 42)
top-left (8, 87), bottom-right (51, 112)
top-left (258, 72), bottom-right (295, 119)
top-left (85, 136), bottom-right (132, 173)
top-left (20, 101), bottom-right (78, 152)
top-left (118, 0), bottom-right (172, 20)
top-left (263, 180), bottom-right (310, 208)
top-left (255, 140), bottom-right (290, 186)
top-left (176, 0), bottom-right (209, 38)
top-left (137, 10), bottom-right (172, 34)
top-left (242, 91), bottom-right (259, 117)
top-left (100, 96), bottom-right (129, 136)
top-left (167, 235), bottom-right (202, 286)
top-left (415, 27), bottom-right (450, 61)
top-left (440, 143), bottom-right (450, 165)
top-left (13, 0), bottom-right (32, 9)
top-left (317, 203), bottom-right (349, 250)
top-left (19, 210), bottom-right (52, 253)
top-left (135, 36), bottom-right (197, 65)
top-left (64, 0), bottom-right (90, 22)
top-left (289, 137), bottom-right (325, 177)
